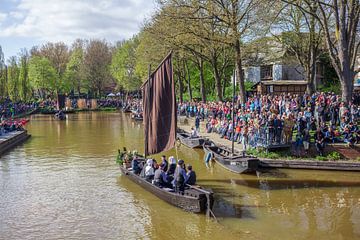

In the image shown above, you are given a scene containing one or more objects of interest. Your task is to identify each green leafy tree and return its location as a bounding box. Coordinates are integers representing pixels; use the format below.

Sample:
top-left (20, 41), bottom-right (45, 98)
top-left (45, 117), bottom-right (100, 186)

top-left (84, 39), bottom-right (113, 97)
top-left (28, 56), bottom-right (57, 97)
top-left (111, 37), bottom-right (141, 92)
top-left (7, 56), bottom-right (20, 101)
top-left (0, 46), bottom-right (7, 98)
top-left (18, 49), bottom-right (31, 101)
top-left (65, 47), bottom-right (86, 95)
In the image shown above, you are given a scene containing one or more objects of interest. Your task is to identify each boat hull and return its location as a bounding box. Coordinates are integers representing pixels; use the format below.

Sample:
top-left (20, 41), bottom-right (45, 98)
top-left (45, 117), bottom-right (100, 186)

top-left (119, 166), bottom-right (213, 213)
top-left (177, 132), bottom-right (205, 148)
top-left (203, 144), bottom-right (259, 174)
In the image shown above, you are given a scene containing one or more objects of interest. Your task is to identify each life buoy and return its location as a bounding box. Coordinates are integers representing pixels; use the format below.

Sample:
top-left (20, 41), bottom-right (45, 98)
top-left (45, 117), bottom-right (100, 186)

top-left (204, 152), bottom-right (213, 163)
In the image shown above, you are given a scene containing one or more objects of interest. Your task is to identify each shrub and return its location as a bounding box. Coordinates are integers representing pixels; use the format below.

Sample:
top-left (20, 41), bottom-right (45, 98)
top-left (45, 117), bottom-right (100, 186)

top-left (327, 151), bottom-right (341, 161)
top-left (316, 155), bottom-right (328, 161)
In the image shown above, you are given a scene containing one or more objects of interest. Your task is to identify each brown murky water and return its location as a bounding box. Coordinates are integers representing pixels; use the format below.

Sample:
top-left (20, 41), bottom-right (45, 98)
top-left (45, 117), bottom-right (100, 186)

top-left (1, 112), bottom-right (359, 240)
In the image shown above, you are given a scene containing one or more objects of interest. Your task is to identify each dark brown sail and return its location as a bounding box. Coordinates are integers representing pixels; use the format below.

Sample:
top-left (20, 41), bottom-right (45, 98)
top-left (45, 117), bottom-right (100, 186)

top-left (142, 53), bottom-right (176, 156)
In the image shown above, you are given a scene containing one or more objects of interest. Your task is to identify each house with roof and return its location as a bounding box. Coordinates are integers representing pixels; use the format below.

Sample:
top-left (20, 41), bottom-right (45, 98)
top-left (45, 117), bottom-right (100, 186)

top-left (242, 36), bottom-right (325, 94)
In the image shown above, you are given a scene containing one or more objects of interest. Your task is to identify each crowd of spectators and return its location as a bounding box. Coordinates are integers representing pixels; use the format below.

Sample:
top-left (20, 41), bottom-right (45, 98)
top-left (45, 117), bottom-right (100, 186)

top-left (0, 98), bottom-right (37, 120)
top-left (178, 92), bottom-right (360, 156)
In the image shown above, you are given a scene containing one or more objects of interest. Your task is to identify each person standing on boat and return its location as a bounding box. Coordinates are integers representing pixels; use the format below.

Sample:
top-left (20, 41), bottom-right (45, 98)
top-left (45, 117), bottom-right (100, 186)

top-left (185, 165), bottom-right (196, 185)
top-left (160, 155), bottom-right (168, 172)
top-left (172, 160), bottom-right (188, 192)
top-left (195, 116), bottom-right (200, 132)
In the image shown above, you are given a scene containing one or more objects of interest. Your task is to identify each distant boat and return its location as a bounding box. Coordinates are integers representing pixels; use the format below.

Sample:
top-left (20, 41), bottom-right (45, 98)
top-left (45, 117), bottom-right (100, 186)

top-left (131, 110), bottom-right (143, 121)
top-left (122, 105), bottom-right (131, 113)
top-left (203, 142), bottom-right (259, 174)
top-left (177, 130), bottom-right (205, 148)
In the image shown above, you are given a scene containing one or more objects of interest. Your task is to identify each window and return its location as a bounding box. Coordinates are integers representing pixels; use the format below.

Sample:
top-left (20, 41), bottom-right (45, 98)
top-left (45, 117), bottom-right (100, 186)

top-left (261, 65), bottom-right (273, 80)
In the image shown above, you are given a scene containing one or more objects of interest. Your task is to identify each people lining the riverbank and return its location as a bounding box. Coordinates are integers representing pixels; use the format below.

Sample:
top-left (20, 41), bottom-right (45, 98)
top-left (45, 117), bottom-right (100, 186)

top-left (0, 97), bottom-right (37, 120)
top-left (177, 92), bottom-right (360, 156)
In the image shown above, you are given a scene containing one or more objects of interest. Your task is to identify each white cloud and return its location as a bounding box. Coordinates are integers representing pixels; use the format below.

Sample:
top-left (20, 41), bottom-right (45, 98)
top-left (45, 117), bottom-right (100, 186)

top-left (0, 12), bottom-right (7, 24)
top-left (0, 0), bottom-right (156, 43)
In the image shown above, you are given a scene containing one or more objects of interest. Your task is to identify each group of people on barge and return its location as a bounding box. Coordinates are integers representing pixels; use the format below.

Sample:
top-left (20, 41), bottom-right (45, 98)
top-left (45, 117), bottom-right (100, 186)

top-left (130, 155), bottom-right (196, 192)
top-left (179, 92), bottom-right (360, 155)
top-left (0, 119), bottom-right (26, 136)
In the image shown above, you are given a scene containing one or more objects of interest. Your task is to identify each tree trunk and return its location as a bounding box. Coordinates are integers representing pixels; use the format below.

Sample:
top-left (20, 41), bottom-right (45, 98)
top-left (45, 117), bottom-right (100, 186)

top-left (235, 38), bottom-right (246, 104)
top-left (340, 67), bottom-right (355, 104)
top-left (185, 61), bottom-right (192, 101)
top-left (307, 9), bottom-right (316, 95)
top-left (212, 59), bottom-right (223, 101)
top-left (199, 57), bottom-right (206, 102)
top-left (222, 77), bottom-right (227, 99)
top-left (177, 71), bottom-right (184, 103)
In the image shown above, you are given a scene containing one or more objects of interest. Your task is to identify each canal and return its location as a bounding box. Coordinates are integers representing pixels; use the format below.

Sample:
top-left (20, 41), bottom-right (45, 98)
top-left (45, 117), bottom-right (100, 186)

top-left (1, 112), bottom-right (359, 240)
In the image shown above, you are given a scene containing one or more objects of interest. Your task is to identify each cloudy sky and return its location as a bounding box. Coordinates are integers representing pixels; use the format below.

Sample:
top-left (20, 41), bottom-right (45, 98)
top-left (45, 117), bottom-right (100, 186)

top-left (0, 0), bottom-right (156, 59)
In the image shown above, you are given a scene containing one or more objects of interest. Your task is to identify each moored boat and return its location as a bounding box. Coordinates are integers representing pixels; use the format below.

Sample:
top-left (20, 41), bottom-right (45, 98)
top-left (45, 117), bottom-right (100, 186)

top-left (203, 142), bottom-right (259, 174)
top-left (177, 130), bottom-right (205, 148)
top-left (119, 160), bottom-right (213, 213)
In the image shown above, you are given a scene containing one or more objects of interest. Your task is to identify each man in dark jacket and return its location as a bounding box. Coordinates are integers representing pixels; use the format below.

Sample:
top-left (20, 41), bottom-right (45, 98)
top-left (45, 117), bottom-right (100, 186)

top-left (160, 155), bottom-right (168, 172)
top-left (185, 165), bottom-right (196, 185)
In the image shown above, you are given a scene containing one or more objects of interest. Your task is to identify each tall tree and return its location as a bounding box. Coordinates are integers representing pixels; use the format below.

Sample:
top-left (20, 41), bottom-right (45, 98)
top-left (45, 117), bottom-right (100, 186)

top-left (65, 46), bottom-right (86, 95)
top-left (28, 56), bottom-right (57, 97)
top-left (84, 39), bottom-right (113, 97)
top-left (7, 56), bottom-right (20, 101)
top-left (272, 2), bottom-right (323, 94)
top-left (18, 49), bottom-right (31, 101)
top-left (0, 46), bottom-right (7, 97)
top-left (285, 0), bottom-right (360, 103)
top-left (111, 37), bottom-right (142, 92)
top-left (38, 42), bottom-right (71, 95)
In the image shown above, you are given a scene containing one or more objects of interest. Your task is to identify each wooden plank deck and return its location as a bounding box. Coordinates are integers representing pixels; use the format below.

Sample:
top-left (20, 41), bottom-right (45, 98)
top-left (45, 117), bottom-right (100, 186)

top-left (0, 131), bottom-right (31, 156)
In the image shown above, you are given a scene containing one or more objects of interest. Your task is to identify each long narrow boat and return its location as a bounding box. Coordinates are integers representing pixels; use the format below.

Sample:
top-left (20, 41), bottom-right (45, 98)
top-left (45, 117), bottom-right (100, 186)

top-left (203, 142), bottom-right (259, 174)
top-left (177, 130), bottom-right (205, 148)
top-left (118, 53), bottom-right (215, 216)
top-left (119, 162), bottom-right (213, 213)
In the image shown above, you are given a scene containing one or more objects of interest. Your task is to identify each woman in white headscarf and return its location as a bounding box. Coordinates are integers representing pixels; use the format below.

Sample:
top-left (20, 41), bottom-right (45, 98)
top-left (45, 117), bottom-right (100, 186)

top-left (144, 159), bottom-right (155, 180)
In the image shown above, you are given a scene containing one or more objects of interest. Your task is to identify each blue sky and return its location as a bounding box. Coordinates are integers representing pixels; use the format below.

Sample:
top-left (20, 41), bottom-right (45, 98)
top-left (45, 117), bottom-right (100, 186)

top-left (0, 0), bottom-right (156, 60)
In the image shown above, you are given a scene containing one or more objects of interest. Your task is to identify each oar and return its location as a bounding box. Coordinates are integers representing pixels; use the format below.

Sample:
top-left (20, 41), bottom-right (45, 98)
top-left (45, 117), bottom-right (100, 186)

top-left (186, 184), bottom-right (217, 221)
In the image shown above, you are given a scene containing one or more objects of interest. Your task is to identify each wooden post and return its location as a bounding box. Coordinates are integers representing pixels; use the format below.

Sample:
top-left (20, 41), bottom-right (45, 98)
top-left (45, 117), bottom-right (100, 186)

top-left (232, 70), bottom-right (235, 155)
top-left (144, 64), bottom-right (151, 159)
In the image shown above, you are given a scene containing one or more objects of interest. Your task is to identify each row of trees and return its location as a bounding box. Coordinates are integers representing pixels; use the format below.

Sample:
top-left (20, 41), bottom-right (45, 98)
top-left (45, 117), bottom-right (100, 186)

top-left (0, 40), bottom-right (114, 101)
top-left (128, 0), bottom-right (359, 104)
top-left (0, 1), bottom-right (359, 104)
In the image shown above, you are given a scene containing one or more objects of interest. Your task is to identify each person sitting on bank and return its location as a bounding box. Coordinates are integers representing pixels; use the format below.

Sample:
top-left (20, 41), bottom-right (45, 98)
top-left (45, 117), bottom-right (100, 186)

top-left (160, 155), bottom-right (168, 172)
top-left (144, 159), bottom-right (155, 181)
top-left (185, 165), bottom-right (196, 185)
top-left (190, 127), bottom-right (198, 138)
top-left (172, 159), bottom-right (188, 192)
top-left (153, 165), bottom-right (169, 188)
top-left (131, 156), bottom-right (142, 175)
